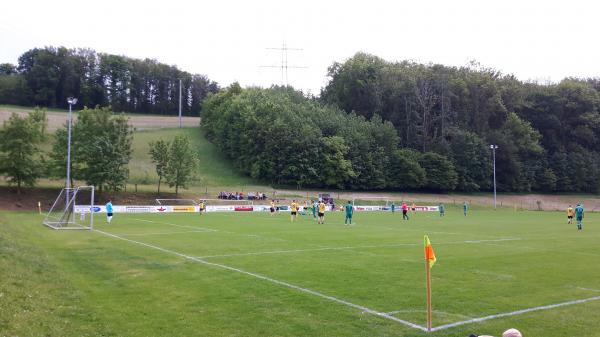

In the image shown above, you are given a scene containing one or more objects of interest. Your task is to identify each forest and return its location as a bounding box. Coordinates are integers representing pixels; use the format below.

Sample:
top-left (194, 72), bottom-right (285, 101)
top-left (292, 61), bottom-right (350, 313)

top-left (204, 53), bottom-right (600, 192)
top-left (0, 47), bottom-right (219, 115)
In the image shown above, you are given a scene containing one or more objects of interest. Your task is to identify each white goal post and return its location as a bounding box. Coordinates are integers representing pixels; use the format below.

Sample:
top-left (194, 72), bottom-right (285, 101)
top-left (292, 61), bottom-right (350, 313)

top-left (43, 186), bottom-right (95, 230)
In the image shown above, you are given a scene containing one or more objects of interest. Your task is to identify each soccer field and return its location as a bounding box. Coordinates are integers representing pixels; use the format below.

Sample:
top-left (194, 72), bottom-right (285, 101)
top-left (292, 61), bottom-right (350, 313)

top-left (2, 207), bottom-right (599, 336)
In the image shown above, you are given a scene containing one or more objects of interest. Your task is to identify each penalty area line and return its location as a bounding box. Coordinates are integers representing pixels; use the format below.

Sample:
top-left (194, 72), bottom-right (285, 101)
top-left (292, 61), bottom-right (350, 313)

top-left (116, 230), bottom-right (214, 236)
top-left (431, 295), bottom-right (600, 332)
top-left (197, 238), bottom-right (522, 259)
top-left (93, 229), bottom-right (428, 332)
top-left (132, 218), bottom-right (218, 232)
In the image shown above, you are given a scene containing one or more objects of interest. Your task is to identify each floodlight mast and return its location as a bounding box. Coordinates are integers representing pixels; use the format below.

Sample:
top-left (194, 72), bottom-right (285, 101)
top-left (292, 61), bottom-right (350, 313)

top-left (178, 79), bottom-right (182, 128)
top-left (66, 97), bottom-right (77, 190)
top-left (490, 144), bottom-right (498, 209)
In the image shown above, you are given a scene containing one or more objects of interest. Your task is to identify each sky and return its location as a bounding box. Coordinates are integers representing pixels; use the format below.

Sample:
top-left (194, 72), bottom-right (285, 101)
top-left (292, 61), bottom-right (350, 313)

top-left (1, 0), bottom-right (599, 94)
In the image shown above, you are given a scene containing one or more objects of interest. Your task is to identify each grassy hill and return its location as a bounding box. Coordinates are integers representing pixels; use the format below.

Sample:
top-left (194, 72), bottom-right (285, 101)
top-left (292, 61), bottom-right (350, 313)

top-left (130, 128), bottom-right (263, 191)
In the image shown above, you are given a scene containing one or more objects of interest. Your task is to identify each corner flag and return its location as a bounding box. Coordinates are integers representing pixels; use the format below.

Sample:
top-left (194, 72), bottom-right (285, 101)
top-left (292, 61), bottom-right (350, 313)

top-left (424, 235), bottom-right (436, 331)
top-left (424, 235), bottom-right (436, 268)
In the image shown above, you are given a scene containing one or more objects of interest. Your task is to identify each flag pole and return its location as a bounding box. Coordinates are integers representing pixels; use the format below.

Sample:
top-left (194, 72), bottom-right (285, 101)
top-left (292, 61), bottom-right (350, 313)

top-left (426, 257), bottom-right (432, 332)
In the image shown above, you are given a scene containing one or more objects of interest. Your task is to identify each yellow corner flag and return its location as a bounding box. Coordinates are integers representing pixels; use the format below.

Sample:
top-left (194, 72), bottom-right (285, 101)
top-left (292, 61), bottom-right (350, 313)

top-left (424, 235), bottom-right (436, 331)
top-left (424, 235), bottom-right (436, 268)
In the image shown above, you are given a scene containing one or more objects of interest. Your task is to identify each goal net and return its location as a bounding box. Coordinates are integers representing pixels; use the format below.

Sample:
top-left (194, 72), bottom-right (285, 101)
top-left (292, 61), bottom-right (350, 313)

top-left (156, 198), bottom-right (198, 206)
top-left (43, 186), bottom-right (95, 230)
top-left (352, 197), bottom-right (391, 206)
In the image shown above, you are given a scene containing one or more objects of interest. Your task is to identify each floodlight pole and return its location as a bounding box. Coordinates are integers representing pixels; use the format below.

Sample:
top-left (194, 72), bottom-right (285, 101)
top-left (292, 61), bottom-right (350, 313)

top-left (490, 145), bottom-right (498, 209)
top-left (179, 79), bottom-right (182, 128)
top-left (66, 97), bottom-right (77, 190)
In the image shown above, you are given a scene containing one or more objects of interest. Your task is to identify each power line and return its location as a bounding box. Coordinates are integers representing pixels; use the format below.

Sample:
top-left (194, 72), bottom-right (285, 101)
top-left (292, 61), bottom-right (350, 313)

top-left (260, 42), bottom-right (307, 86)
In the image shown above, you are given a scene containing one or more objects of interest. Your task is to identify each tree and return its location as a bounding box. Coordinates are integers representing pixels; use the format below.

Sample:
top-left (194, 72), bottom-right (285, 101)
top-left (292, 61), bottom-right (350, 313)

top-left (165, 135), bottom-right (198, 195)
top-left (148, 139), bottom-right (170, 194)
top-left (0, 74), bottom-right (31, 105)
top-left (419, 152), bottom-right (458, 191)
top-left (388, 149), bottom-right (426, 190)
top-left (50, 106), bottom-right (134, 192)
top-left (446, 128), bottom-right (491, 191)
top-left (0, 109), bottom-right (47, 193)
top-left (0, 63), bottom-right (17, 75)
top-left (320, 136), bottom-right (355, 188)
top-left (321, 52), bottom-right (385, 118)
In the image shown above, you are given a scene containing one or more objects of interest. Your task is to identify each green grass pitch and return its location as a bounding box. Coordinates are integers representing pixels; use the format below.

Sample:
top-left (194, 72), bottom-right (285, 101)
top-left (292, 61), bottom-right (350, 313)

top-left (1, 207), bottom-right (599, 336)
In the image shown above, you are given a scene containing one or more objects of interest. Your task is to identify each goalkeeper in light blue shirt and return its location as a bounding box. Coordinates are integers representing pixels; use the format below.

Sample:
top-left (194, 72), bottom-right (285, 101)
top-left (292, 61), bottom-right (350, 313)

top-left (106, 200), bottom-right (114, 223)
top-left (575, 203), bottom-right (584, 230)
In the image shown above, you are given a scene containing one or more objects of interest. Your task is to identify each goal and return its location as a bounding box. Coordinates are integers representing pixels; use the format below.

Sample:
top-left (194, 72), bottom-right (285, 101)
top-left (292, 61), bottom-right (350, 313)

top-left (155, 198), bottom-right (198, 206)
top-left (43, 186), bottom-right (95, 230)
top-left (352, 197), bottom-right (392, 207)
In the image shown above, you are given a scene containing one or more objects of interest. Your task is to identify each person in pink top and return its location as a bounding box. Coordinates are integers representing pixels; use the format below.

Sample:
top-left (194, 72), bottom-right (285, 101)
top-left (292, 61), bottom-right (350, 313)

top-left (401, 202), bottom-right (409, 220)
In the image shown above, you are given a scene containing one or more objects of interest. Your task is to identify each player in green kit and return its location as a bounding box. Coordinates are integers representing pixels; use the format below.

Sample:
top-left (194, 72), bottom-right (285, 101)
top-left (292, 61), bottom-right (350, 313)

top-left (391, 202), bottom-right (395, 213)
top-left (463, 202), bottom-right (468, 216)
top-left (575, 203), bottom-right (584, 230)
top-left (344, 201), bottom-right (353, 225)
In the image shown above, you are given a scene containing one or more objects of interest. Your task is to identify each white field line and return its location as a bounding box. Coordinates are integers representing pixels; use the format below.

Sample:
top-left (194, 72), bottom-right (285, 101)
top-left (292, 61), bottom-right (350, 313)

top-left (463, 238), bottom-right (521, 243)
top-left (116, 230), bottom-right (213, 236)
top-left (197, 243), bottom-right (418, 259)
top-left (471, 269), bottom-right (515, 280)
top-left (94, 229), bottom-right (428, 332)
top-left (372, 224), bottom-right (516, 240)
top-left (132, 218), bottom-right (291, 242)
top-left (385, 309), bottom-right (473, 320)
top-left (197, 238), bottom-right (522, 259)
top-left (578, 287), bottom-right (600, 293)
top-left (132, 218), bottom-right (217, 232)
top-left (430, 295), bottom-right (600, 332)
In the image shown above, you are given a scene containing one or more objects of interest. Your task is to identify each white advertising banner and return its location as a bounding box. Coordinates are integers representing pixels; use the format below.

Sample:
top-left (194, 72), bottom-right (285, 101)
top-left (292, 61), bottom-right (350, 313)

top-left (73, 204), bottom-right (439, 213)
top-left (414, 206), bottom-right (440, 212)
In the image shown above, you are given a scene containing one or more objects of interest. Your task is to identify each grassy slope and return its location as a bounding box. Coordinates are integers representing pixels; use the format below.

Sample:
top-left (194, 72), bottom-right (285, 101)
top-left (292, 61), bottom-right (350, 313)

top-left (130, 128), bottom-right (263, 191)
top-left (2, 207), bottom-right (600, 337)
top-left (0, 213), bottom-right (109, 336)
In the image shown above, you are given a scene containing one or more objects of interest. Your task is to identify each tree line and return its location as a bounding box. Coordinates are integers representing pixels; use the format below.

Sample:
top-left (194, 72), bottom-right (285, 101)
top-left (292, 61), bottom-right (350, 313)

top-left (203, 53), bottom-right (600, 193)
top-left (202, 85), bottom-right (460, 191)
top-left (0, 46), bottom-right (219, 115)
top-left (320, 53), bottom-right (600, 192)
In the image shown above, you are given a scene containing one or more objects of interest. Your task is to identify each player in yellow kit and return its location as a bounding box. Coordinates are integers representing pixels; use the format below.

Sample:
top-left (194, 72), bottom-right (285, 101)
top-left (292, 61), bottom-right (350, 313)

top-left (567, 205), bottom-right (574, 224)
top-left (318, 200), bottom-right (326, 224)
top-left (290, 200), bottom-right (299, 222)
